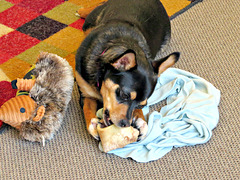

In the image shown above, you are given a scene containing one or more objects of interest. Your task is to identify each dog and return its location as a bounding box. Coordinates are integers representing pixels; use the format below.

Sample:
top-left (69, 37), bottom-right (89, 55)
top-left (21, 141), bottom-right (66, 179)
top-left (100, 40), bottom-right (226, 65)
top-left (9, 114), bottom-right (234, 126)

top-left (75, 0), bottom-right (180, 141)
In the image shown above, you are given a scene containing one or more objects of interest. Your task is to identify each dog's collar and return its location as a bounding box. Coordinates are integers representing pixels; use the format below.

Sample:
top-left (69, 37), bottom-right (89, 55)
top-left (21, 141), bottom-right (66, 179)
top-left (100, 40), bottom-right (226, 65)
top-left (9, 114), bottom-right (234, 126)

top-left (96, 48), bottom-right (108, 89)
top-left (100, 48), bottom-right (108, 56)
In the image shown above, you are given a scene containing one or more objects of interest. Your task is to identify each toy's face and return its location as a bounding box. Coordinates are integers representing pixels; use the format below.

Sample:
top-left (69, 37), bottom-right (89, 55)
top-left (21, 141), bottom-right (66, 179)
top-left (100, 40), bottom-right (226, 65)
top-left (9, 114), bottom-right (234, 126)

top-left (0, 95), bottom-right (36, 129)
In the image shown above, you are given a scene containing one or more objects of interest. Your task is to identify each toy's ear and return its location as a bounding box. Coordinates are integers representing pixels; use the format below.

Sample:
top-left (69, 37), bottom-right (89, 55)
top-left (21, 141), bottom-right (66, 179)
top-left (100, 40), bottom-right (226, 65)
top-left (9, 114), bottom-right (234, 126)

top-left (33, 106), bottom-right (45, 122)
top-left (111, 52), bottom-right (136, 71)
top-left (152, 52), bottom-right (180, 76)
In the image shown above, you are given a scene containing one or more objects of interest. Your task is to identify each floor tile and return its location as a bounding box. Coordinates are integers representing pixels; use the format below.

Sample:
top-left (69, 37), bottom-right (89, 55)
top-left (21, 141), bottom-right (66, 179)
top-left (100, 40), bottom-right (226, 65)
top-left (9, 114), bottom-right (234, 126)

top-left (64, 53), bottom-right (76, 73)
top-left (44, 26), bottom-right (84, 53)
top-left (0, 5), bottom-right (39, 29)
top-left (161, 0), bottom-right (190, 16)
top-left (44, 2), bottom-right (80, 25)
top-left (70, 18), bottom-right (84, 30)
top-left (5, 0), bottom-right (24, 4)
top-left (0, 0), bottom-right (13, 13)
top-left (16, 41), bottom-right (70, 64)
top-left (0, 31), bottom-right (40, 58)
top-left (17, 15), bottom-right (67, 41)
top-left (0, 24), bottom-right (14, 38)
top-left (17, 0), bottom-right (65, 14)
top-left (68, 0), bottom-right (106, 7)
top-left (0, 51), bottom-right (13, 64)
top-left (0, 57), bottom-right (31, 80)
top-left (0, 68), bottom-right (11, 81)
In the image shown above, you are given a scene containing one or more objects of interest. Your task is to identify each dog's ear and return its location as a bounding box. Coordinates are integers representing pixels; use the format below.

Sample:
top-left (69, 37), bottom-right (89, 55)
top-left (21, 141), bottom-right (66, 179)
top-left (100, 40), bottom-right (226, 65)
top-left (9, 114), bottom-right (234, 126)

top-left (111, 52), bottom-right (136, 71)
top-left (152, 52), bottom-right (180, 76)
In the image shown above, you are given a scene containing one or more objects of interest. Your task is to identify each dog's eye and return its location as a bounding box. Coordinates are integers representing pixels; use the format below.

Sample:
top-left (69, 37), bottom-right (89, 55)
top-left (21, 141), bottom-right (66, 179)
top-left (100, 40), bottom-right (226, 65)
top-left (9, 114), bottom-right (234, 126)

top-left (116, 88), bottom-right (130, 101)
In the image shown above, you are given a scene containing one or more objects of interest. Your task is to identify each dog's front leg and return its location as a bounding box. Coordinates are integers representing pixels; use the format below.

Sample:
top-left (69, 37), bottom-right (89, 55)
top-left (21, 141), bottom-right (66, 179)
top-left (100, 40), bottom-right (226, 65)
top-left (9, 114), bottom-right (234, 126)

top-left (132, 109), bottom-right (148, 141)
top-left (83, 98), bottom-right (99, 140)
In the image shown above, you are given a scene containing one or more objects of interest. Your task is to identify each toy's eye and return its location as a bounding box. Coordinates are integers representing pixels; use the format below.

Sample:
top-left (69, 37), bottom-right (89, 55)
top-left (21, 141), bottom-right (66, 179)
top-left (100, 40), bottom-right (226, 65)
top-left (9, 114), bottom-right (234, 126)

top-left (20, 107), bottom-right (26, 113)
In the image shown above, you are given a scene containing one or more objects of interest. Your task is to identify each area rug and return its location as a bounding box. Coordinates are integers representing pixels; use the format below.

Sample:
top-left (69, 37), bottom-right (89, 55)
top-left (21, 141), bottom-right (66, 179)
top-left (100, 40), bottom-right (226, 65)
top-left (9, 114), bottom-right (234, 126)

top-left (0, 0), bottom-right (202, 129)
top-left (0, 0), bottom-right (203, 80)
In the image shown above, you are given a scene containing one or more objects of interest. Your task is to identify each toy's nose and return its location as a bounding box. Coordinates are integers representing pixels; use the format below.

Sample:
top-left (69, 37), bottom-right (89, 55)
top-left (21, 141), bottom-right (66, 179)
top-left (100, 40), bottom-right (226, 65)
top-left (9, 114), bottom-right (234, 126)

top-left (118, 119), bottom-right (130, 127)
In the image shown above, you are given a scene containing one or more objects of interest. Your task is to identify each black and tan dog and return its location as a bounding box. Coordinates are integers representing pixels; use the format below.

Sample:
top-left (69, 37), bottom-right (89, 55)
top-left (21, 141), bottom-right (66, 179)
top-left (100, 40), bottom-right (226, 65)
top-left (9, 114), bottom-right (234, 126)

top-left (75, 0), bottom-right (180, 140)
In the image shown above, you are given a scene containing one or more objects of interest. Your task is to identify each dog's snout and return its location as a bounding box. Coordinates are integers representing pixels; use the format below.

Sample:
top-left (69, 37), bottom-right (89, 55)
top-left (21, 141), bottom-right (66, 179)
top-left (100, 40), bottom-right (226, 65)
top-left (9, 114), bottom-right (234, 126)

top-left (119, 119), bottom-right (130, 127)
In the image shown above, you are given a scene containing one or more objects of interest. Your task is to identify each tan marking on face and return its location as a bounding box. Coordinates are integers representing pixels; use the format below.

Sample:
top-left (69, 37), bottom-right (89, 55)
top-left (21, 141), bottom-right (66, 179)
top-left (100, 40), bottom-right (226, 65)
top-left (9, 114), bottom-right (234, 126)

top-left (130, 91), bottom-right (137, 100)
top-left (133, 109), bottom-right (145, 120)
top-left (140, 99), bottom-right (147, 106)
top-left (75, 71), bottom-right (102, 100)
top-left (100, 79), bottom-right (130, 125)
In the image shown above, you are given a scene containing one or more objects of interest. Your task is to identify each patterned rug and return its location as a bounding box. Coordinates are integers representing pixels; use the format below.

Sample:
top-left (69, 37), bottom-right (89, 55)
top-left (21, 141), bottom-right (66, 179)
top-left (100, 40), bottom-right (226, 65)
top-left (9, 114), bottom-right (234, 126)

top-left (0, 0), bottom-right (202, 81)
top-left (0, 0), bottom-right (202, 129)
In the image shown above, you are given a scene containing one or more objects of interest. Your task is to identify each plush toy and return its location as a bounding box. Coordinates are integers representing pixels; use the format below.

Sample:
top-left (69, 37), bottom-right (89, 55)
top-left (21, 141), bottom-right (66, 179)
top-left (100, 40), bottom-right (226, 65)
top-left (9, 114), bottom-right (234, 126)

top-left (76, 0), bottom-right (106, 18)
top-left (0, 52), bottom-right (74, 144)
top-left (0, 78), bottom-right (45, 129)
top-left (96, 109), bottom-right (139, 152)
top-left (0, 93), bottom-right (44, 129)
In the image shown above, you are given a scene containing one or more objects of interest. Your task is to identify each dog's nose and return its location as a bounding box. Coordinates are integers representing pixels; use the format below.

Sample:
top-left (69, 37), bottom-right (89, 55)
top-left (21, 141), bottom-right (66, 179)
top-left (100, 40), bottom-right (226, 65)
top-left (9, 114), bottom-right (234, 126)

top-left (119, 119), bottom-right (130, 127)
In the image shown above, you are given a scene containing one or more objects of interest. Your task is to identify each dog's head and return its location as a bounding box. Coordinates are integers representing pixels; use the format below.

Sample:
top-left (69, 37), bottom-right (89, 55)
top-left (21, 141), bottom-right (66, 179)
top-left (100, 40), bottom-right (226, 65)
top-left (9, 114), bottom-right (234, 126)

top-left (100, 49), bottom-right (180, 127)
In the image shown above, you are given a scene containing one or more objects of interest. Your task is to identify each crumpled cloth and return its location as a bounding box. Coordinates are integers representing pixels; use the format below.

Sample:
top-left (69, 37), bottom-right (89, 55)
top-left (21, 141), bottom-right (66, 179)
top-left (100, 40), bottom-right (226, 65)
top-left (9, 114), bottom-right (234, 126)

top-left (100, 68), bottom-right (221, 162)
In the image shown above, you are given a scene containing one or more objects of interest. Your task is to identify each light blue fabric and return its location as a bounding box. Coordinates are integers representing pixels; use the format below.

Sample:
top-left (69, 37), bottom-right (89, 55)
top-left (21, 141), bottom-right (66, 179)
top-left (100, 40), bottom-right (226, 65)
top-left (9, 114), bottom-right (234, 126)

top-left (100, 68), bottom-right (221, 162)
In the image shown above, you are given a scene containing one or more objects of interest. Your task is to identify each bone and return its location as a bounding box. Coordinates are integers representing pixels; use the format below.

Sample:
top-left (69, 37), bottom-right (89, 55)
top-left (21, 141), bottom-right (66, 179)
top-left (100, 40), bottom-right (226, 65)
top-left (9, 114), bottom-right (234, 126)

top-left (97, 123), bottom-right (139, 153)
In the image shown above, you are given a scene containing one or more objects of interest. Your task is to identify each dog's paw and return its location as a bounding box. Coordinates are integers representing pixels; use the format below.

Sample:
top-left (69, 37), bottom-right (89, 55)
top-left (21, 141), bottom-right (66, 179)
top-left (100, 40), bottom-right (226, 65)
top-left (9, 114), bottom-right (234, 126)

top-left (88, 118), bottom-right (100, 140)
top-left (132, 118), bottom-right (148, 141)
